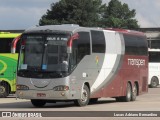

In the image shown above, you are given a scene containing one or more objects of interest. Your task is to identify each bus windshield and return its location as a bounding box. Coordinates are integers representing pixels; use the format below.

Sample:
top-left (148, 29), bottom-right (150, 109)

top-left (18, 34), bottom-right (70, 78)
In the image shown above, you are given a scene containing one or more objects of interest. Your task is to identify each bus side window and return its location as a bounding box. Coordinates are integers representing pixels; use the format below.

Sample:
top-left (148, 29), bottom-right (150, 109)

top-left (16, 39), bottom-right (21, 53)
top-left (124, 34), bottom-right (148, 56)
top-left (70, 40), bottom-right (78, 70)
top-left (91, 30), bottom-right (105, 53)
top-left (77, 32), bottom-right (90, 62)
top-left (70, 32), bottom-right (90, 70)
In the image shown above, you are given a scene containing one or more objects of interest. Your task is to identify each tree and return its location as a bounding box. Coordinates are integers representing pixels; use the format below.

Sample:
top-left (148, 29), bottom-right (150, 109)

top-left (39, 0), bottom-right (104, 27)
top-left (39, 0), bottom-right (139, 29)
top-left (101, 0), bottom-right (139, 29)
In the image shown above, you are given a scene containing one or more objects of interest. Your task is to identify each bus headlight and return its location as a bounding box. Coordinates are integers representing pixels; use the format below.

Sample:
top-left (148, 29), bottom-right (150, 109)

top-left (53, 85), bottom-right (69, 91)
top-left (16, 85), bottom-right (29, 90)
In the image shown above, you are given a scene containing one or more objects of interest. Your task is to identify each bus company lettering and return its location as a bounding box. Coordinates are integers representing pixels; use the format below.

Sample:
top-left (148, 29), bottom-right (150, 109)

top-left (128, 59), bottom-right (145, 67)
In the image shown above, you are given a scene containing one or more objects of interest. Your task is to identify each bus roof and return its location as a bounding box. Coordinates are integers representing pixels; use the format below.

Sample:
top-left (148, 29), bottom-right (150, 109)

top-left (0, 32), bottom-right (21, 38)
top-left (24, 25), bottom-right (104, 34)
top-left (105, 28), bottom-right (145, 36)
top-left (23, 25), bottom-right (145, 37)
top-left (24, 25), bottom-right (81, 34)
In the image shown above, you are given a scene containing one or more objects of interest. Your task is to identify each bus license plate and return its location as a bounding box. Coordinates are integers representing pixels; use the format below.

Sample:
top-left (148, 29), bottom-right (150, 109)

top-left (37, 93), bottom-right (46, 97)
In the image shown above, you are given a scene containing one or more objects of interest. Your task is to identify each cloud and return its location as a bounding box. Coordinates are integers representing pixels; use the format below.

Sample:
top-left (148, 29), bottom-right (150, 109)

top-left (117, 0), bottom-right (160, 27)
top-left (0, 7), bottom-right (46, 29)
top-left (136, 13), bottom-right (155, 28)
top-left (0, 0), bottom-right (160, 29)
top-left (0, 0), bottom-right (58, 30)
top-left (0, 0), bottom-right (57, 9)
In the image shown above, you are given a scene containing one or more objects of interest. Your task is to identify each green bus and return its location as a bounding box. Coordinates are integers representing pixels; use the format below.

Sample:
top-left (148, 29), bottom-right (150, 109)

top-left (0, 32), bottom-right (21, 98)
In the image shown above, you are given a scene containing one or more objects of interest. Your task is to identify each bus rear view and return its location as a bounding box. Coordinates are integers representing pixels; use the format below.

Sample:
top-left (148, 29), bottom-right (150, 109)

top-left (16, 25), bottom-right (148, 107)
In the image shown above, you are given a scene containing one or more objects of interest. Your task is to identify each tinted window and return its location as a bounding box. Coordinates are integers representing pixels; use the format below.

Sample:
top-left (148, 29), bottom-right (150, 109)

top-left (91, 30), bottom-right (105, 53)
top-left (70, 42), bottom-right (77, 70)
top-left (149, 52), bottom-right (160, 62)
top-left (16, 40), bottom-right (21, 53)
top-left (48, 45), bottom-right (58, 53)
top-left (137, 36), bottom-right (148, 55)
top-left (77, 32), bottom-right (90, 62)
top-left (148, 40), bottom-right (160, 49)
top-left (70, 32), bottom-right (90, 70)
top-left (124, 34), bottom-right (148, 55)
top-left (0, 38), bottom-right (13, 53)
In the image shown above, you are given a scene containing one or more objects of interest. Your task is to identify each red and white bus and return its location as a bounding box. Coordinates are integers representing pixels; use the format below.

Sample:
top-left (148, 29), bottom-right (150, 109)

top-left (16, 25), bottom-right (148, 107)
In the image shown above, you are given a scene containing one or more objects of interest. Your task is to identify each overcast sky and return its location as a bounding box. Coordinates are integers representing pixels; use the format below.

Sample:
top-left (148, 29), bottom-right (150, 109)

top-left (0, 0), bottom-right (159, 30)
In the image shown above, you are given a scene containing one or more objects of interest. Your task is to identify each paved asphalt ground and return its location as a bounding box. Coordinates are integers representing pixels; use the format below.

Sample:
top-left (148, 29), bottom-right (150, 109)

top-left (0, 86), bottom-right (160, 120)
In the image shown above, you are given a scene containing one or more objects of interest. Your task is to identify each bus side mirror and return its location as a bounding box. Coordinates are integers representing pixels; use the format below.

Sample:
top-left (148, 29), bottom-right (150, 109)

top-left (67, 33), bottom-right (79, 53)
top-left (11, 35), bottom-right (21, 54)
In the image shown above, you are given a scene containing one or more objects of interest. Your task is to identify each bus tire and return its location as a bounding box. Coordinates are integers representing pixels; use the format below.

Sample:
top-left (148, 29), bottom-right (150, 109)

top-left (74, 85), bottom-right (90, 106)
top-left (150, 77), bottom-right (159, 88)
top-left (131, 83), bottom-right (137, 101)
top-left (0, 83), bottom-right (9, 98)
top-left (122, 82), bottom-right (132, 102)
top-left (31, 99), bottom-right (46, 107)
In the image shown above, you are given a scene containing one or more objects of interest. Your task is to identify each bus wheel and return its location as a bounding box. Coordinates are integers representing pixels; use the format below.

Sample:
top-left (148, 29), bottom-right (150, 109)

top-left (0, 83), bottom-right (9, 98)
top-left (123, 82), bottom-right (132, 102)
top-left (74, 85), bottom-right (90, 106)
top-left (131, 83), bottom-right (137, 101)
top-left (150, 77), bottom-right (159, 88)
top-left (31, 99), bottom-right (46, 107)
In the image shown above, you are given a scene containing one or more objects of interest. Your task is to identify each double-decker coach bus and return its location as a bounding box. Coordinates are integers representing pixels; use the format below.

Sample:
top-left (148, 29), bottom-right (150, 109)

top-left (0, 32), bottom-right (21, 97)
top-left (16, 25), bottom-right (148, 107)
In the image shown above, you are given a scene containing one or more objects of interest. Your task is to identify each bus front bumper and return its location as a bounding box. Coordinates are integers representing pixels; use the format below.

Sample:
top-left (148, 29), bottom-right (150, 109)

top-left (16, 90), bottom-right (75, 100)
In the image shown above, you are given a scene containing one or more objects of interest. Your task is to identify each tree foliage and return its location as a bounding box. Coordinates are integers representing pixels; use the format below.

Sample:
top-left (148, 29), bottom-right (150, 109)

top-left (101, 0), bottom-right (139, 28)
top-left (39, 0), bottom-right (103, 27)
top-left (39, 0), bottom-right (139, 29)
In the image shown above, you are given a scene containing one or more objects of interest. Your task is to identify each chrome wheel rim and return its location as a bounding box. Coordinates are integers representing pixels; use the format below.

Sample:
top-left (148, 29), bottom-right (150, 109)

top-left (81, 89), bottom-right (88, 102)
top-left (0, 86), bottom-right (5, 94)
